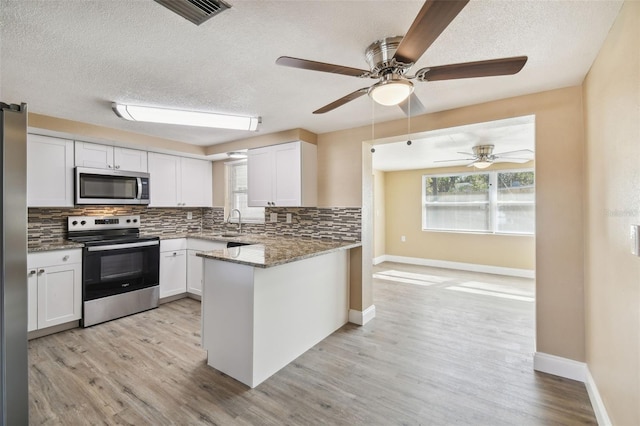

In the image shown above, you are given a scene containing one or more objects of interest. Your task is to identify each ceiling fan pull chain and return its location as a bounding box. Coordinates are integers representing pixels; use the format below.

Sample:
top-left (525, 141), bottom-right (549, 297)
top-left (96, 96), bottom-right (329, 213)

top-left (407, 99), bottom-right (412, 146)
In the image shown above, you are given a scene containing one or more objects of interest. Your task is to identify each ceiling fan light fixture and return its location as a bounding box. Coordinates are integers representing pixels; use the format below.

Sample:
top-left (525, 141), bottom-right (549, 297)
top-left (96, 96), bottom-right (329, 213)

top-left (473, 160), bottom-right (492, 169)
top-left (369, 78), bottom-right (414, 106)
top-left (112, 103), bottom-right (261, 131)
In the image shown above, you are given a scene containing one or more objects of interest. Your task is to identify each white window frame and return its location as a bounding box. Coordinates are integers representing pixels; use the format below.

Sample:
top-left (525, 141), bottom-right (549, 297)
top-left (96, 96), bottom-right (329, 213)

top-left (225, 160), bottom-right (265, 223)
top-left (422, 168), bottom-right (534, 235)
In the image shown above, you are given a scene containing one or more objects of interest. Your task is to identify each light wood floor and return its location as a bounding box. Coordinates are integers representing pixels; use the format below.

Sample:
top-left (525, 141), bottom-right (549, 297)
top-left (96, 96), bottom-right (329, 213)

top-left (29, 262), bottom-right (596, 425)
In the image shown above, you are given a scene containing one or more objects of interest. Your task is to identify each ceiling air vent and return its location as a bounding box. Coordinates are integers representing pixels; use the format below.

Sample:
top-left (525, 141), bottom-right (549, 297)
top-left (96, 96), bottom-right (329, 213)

top-left (154, 0), bottom-right (231, 26)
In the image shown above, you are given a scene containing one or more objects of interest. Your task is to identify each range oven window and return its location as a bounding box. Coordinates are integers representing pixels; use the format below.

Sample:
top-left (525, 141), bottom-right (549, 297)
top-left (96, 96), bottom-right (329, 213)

top-left (83, 243), bottom-right (159, 301)
top-left (80, 173), bottom-right (138, 199)
top-left (101, 252), bottom-right (143, 280)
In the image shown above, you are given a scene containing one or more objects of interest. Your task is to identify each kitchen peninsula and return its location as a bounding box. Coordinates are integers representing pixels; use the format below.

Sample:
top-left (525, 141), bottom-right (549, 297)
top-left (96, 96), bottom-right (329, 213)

top-left (197, 236), bottom-right (360, 388)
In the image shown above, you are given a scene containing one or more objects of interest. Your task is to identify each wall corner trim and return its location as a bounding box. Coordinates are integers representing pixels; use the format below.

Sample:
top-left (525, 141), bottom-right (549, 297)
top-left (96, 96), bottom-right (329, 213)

top-left (348, 305), bottom-right (376, 326)
top-left (533, 352), bottom-right (587, 382)
top-left (585, 368), bottom-right (613, 426)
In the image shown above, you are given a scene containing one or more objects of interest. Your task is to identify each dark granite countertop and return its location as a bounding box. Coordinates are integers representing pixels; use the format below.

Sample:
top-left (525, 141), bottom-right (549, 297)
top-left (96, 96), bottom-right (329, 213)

top-left (28, 232), bottom-right (361, 267)
top-left (195, 235), bottom-right (361, 268)
top-left (28, 240), bottom-right (84, 253)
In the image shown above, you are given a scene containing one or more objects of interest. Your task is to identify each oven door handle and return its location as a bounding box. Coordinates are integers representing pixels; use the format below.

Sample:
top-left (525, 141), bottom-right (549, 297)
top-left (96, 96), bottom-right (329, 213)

top-left (87, 240), bottom-right (159, 252)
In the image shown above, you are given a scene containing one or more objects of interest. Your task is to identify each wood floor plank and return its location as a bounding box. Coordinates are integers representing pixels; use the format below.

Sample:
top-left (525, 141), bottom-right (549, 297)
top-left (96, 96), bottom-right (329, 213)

top-left (29, 263), bottom-right (596, 425)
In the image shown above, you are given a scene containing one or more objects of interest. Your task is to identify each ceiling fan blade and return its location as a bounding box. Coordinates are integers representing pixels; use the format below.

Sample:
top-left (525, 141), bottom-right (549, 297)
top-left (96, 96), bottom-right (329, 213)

top-left (417, 56), bottom-right (528, 81)
top-left (393, 0), bottom-right (469, 64)
top-left (456, 151), bottom-right (474, 156)
top-left (494, 157), bottom-right (532, 163)
top-left (399, 93), bottom-right (427, 117)
top-left (276, 56), bottom-right (370, 78)
top-left (313, 88), bottom-right (369, 114)
top-left (494, 148), bottom-right (534, 157)
top-left (434, 158), bottom-right (475, 163)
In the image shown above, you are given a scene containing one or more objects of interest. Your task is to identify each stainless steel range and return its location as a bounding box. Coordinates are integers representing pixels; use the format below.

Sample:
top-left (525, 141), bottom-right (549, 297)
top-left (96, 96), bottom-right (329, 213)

top-left (67, 215), bottom-right (160, 327)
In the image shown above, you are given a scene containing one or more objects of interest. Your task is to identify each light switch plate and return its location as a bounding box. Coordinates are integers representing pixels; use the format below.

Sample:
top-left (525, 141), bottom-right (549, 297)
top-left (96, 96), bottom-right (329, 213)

top-left (270, 213), bottom-right (277, 222)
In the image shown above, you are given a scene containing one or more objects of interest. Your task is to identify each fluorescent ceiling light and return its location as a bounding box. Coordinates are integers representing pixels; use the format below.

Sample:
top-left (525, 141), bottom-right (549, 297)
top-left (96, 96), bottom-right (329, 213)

top-left (112, 103), bottom-right (260, 131)
top-left (369, 78), bottom-right (414, 106)
top-left (227, 151), bottom-right (248, 159)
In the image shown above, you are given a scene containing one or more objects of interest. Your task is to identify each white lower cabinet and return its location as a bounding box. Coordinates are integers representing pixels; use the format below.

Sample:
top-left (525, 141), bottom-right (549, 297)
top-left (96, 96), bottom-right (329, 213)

top-left (27, 249), bottom-right (82, 332)
top-left (186, 239), bottom-right (226, 297)
top-left (159, 239), bottom-right (187, 298)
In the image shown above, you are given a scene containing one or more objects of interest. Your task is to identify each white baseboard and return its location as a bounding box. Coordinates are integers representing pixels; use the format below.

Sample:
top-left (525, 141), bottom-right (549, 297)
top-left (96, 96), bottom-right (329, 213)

top-left (533, 352), bottom-right (586, 382)
top-left (348, 305), bottom-right (376, 326)
top-left (585, 369), bottom-right (612, 426)
top-left (376, 255), bottom-right (535, 279)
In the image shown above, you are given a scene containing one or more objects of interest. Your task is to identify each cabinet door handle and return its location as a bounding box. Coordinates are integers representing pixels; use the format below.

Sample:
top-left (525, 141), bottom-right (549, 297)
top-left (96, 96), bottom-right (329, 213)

top-left (62, 255), bottom-right (69, 261)
top-left (108, 164), bottom-right (113, 169)
top-left (38, 269), bottom-right (45, 274)
top-left (173, 252), bottom-right (177, 256)
top-left (115, 165), bottom-right (120, 169)
top-left (28, 270), bottom-right (36, 276)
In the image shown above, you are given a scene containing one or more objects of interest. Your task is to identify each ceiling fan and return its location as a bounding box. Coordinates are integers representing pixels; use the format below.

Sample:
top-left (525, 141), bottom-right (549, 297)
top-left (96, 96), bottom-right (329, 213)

top-left (435, 145), bottom-right (534, 169)
top-left (276, 0), bottom-right (527, 115)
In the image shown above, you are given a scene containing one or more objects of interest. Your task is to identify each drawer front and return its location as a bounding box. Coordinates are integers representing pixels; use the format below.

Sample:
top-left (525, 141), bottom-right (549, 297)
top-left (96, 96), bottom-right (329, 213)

top-left (160, 238), bottom-right (188, 252)
top-left (28, 249), bottom-right (82, 268)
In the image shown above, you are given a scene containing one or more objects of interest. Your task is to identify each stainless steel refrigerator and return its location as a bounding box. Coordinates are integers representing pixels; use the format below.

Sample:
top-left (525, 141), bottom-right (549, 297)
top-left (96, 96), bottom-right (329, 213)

top-left (0, 102), bottom-right (28, 425)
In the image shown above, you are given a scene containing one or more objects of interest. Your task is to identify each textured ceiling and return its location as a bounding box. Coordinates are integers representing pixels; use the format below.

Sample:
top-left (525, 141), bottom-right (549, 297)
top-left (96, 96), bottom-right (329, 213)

top-left (0, 0), bottom-right (623, 148)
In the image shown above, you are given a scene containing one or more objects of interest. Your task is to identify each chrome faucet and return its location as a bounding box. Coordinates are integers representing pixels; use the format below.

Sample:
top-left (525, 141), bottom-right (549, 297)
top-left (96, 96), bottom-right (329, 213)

top-left (226, 208), bottom-right (242, 234)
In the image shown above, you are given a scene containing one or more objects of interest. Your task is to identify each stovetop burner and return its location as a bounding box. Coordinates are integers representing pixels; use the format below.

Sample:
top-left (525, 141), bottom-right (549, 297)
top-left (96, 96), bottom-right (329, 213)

top-left (67, 215), bottom-right (158, 245)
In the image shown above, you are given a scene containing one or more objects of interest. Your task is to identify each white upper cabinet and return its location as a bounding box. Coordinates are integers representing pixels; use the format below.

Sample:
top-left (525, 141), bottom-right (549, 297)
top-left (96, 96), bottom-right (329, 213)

top-left (75, 142), bottom-right (147, 172)
top-left (114, 147), bottom-right (148, 172)
top-left (27, 134), bottom-right (75, 207)
top-left (148, 152), bottom-right (180, 207)
top-left (247, 141), bottom-right (317, 207)
top-left (148, 153), bottom-right (212, 208)
top-left (181, 157), bottom-right (213, 207)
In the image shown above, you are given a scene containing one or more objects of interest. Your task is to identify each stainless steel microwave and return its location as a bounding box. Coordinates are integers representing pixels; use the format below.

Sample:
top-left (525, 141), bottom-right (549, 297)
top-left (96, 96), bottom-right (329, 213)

top-left (75, 167), bottom-right (150, 205)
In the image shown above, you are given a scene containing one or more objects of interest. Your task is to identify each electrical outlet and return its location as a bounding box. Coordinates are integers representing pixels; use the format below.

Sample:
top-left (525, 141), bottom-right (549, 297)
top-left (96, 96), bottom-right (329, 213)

top-left (401, 235), bottom-right (406, 242)
top-left (286, 213), bottom-right (292, 223)
top-left (187, 211), bottom-right (193, 220)
top-left (270, 213), bottom-right (278, 222)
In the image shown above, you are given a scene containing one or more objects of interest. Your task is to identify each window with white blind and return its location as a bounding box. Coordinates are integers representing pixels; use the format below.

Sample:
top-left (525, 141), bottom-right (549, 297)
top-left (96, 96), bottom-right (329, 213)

top-left (226, 160), bottom-right (264, 223)
top-left (422, 169), bottom-right (535, 234)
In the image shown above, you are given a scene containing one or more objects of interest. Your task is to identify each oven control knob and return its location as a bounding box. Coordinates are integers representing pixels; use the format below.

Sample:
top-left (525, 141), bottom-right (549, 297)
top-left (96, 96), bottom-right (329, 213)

top-left (126, 219), bottom-right (131, 223)
top-left (80, 220), bottom-right (87, 226)
top-left (133, 219), bottom-right (138, 223)
top-left (72, 220), bottom-right (78, 226)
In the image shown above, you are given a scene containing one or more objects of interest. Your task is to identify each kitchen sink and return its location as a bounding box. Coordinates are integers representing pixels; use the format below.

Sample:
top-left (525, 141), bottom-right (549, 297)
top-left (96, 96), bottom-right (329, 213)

top-left (226, 241), bottom-right (252, 248)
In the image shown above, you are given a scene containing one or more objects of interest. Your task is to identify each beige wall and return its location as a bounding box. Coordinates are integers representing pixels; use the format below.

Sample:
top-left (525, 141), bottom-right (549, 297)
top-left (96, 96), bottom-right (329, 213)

top-left (318, 86), bottom-right (585, 362)
top-left (383, 163), bottom-right (535, 270)
top-left (583, 1), bottom-right (640, 424)
top-left (373, 169), bottom-right (386, 259)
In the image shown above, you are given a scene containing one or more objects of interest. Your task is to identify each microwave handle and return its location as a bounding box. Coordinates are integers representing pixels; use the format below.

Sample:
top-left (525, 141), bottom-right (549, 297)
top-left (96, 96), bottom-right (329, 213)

top-left (137, 177), bottom-right (143, 200)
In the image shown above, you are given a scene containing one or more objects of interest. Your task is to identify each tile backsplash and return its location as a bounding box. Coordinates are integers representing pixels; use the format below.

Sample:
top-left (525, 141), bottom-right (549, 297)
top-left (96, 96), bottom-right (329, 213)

top-left (28, 206), bottom-right (361, 244)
